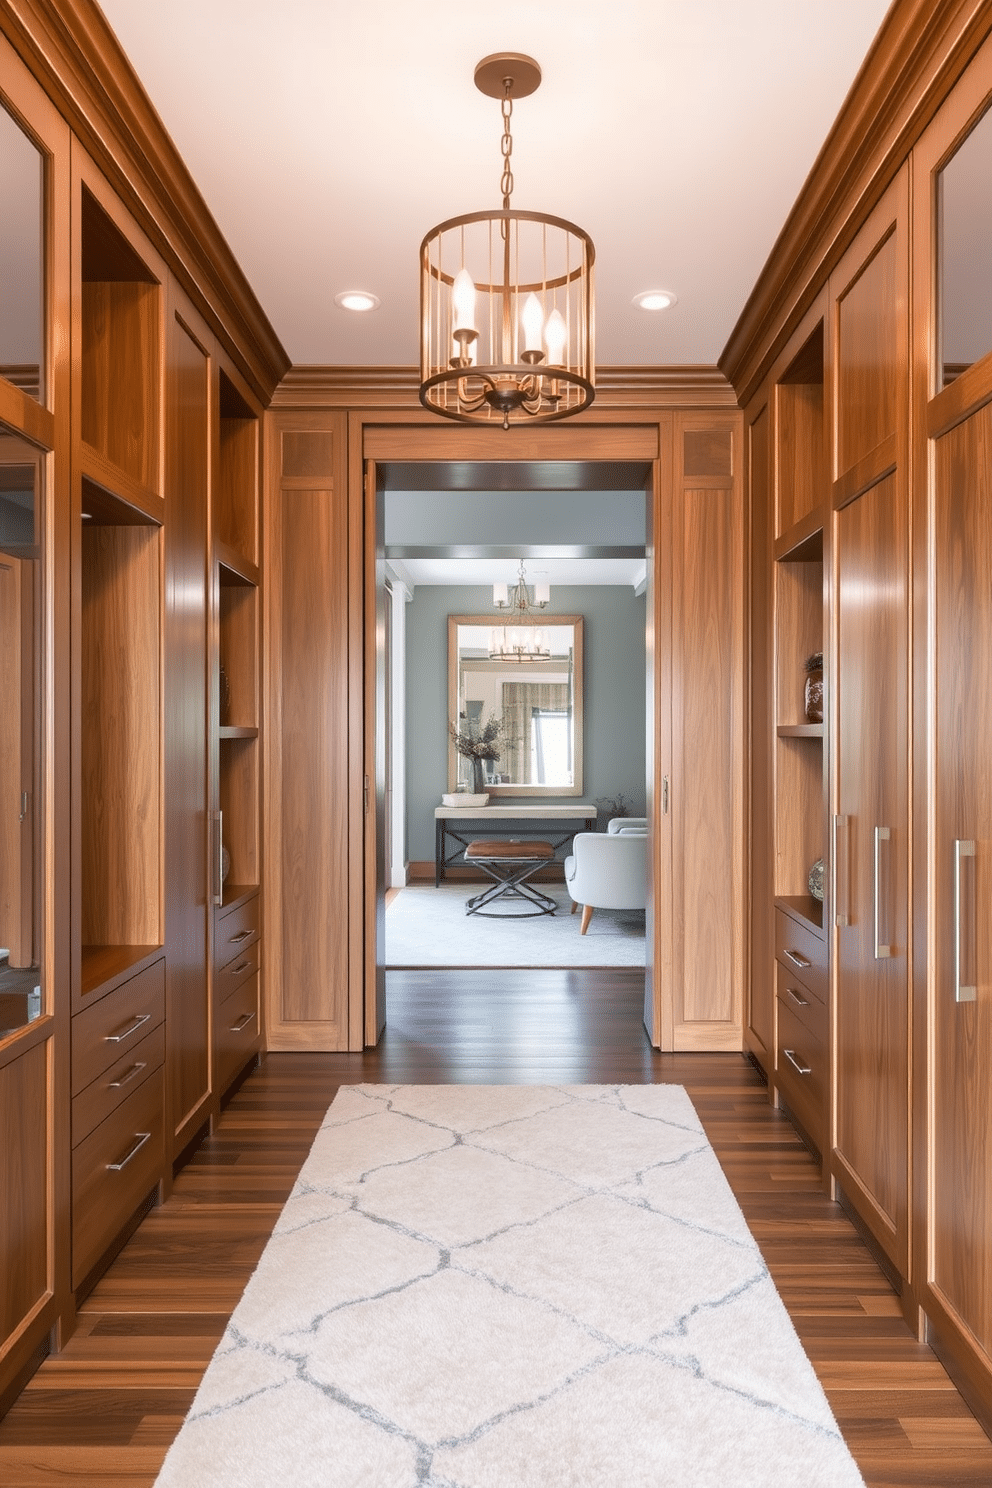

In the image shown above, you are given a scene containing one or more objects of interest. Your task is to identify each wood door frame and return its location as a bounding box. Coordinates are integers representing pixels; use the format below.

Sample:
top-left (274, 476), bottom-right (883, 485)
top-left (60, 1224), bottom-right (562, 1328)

top-left (355, 415), bottom-right (663, 1047)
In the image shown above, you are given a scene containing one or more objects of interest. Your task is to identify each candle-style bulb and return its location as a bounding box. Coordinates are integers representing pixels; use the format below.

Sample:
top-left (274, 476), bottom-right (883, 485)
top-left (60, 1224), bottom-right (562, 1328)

top-left (545, 307), bottom-right (567, 364)
top-left (452, 268), bottom-right (477, 332)
top-left (522, 293), bottom-right (544, 353)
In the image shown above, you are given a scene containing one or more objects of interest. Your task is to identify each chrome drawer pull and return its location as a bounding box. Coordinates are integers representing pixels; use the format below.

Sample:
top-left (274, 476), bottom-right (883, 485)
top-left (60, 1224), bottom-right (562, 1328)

top-left (229, 960), bottom-right (252, 977)
top-left (229, 930), bottom-right (252, 945)
top-left (787, 988), bottom-right (809, 1008)
top-left (108, 1061), bottom-right (146, 1090)
top-left (106, 1131), bottom-right (151, 1171)
top-left (954, 839), bottom-right (977, 1003)
top-left (783, 1048), bottom-right (812, 1076)
top-left (105, 1013), bottom-right (151, 1044)
top-left (230, 1011), bottom-right (256, 1033)
top-left (783, 949), bottom-right (811, 970)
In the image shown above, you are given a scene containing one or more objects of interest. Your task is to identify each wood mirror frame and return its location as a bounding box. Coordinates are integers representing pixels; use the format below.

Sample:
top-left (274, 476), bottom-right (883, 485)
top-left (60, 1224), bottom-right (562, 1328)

top-left (447, 613), bottom-right (584, 798)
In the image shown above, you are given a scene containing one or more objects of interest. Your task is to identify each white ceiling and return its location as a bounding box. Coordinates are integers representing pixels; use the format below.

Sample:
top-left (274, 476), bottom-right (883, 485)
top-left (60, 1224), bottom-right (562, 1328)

top-left (389, 557), bottom-right (646, 590)
top-left (96, 0), bottom-right (893, 369)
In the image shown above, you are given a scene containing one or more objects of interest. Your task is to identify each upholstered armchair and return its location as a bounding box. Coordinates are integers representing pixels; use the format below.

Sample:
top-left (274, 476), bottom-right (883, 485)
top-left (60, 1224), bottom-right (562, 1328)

top-left (607, 816), bottom-right (647, 834)
top-left (564, 831), bottom-right (647, 933)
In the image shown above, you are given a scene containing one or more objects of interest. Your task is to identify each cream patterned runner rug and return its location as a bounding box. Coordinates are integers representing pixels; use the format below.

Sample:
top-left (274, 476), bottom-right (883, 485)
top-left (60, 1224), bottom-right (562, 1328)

top-left (154, 1084), bottom-right (866, 1487)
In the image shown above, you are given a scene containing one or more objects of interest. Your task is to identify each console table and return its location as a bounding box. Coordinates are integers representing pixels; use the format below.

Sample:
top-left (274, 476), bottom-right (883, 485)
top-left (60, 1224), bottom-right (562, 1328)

top-left (434, 804), bottom-right (598, 886)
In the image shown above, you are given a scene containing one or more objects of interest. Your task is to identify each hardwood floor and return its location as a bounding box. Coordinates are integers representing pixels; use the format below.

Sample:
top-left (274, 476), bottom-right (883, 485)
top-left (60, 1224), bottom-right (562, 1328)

top-left (1, 969), bottom-right (990, 1485)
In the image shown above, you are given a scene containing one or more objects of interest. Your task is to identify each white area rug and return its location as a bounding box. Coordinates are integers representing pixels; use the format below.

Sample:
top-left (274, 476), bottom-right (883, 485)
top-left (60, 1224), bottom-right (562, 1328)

top-left (386, 884), bottom-right (646, 967)
top-left (155, 1084), bottom-right (865, 1488)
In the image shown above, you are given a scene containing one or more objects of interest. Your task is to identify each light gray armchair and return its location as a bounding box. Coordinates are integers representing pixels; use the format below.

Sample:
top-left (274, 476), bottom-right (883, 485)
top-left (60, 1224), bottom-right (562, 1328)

top-left (607, 816), bottom-right (647, 834)
top-left (564, 830), bottom-right (647, 934)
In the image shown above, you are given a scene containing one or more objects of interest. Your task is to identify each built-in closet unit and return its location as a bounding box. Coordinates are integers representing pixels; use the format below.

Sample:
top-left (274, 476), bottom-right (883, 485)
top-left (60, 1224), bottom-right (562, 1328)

top-left (734, 0), bottom-right (992, 1433)
top-left (0, 2), bottom-right (284, 1411)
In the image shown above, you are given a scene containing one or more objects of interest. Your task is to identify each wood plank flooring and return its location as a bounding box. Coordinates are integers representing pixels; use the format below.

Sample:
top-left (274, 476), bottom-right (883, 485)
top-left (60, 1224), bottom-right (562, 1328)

top-left (1, 968), bottom-right (990, 1485)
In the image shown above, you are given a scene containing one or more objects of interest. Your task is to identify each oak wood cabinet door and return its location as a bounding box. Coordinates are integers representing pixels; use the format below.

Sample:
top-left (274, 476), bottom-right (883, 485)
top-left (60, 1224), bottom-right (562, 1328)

top-left (834, 471), bottom-right (910, 1272)
top-left (829, 167), bottom-right (911, 1275)
top-left (928, 403), bottom-right (992, 1389)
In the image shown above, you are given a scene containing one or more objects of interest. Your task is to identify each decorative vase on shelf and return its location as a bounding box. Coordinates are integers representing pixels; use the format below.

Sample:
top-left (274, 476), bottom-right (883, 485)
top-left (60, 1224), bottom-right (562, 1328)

top-left (808, 858), bottom-right (824, 901)
top-left (804, 652), bottom-right (824, 723)
top-left (471, 756), bottom-right (486, 795)
top-left (221, 844), bottom-right (231, 885)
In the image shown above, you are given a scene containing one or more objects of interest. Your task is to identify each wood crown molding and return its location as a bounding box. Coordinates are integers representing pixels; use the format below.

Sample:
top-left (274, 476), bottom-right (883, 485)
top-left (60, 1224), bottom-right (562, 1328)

top-left (272, 364), bottom-right (739, 411)
top-left (720, 0), bottom-right (992, 407)
top-left (0, 0), bottom-right (290, 403)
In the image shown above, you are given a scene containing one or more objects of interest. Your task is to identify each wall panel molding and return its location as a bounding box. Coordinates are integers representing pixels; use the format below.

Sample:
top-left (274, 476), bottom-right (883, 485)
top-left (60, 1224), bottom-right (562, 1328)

top-left (271, 365), bottom-right (740, 411)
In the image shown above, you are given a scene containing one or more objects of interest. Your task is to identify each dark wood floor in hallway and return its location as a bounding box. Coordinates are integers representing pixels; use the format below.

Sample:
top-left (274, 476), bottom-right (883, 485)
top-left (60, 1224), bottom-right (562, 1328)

top-left (1, 969), bottom-right (990, 1485)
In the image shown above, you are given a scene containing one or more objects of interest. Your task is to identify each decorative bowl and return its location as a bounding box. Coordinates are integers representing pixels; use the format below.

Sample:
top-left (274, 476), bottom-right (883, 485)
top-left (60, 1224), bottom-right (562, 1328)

top-left (442, 792), bottom-right (488, 808)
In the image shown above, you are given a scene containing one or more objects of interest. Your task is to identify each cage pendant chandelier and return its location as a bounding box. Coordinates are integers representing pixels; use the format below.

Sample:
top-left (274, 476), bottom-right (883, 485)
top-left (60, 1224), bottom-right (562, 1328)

top-left (419, 53), bottom-right (595, 429)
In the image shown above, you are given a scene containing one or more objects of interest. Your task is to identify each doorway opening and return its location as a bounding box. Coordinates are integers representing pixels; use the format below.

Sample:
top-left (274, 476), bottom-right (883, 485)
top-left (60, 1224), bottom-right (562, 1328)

top-left (372, 460), bottom-right (653, 1023)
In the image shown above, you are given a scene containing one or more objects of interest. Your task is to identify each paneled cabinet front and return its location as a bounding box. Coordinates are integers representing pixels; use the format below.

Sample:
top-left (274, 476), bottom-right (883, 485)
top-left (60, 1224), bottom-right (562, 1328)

top-left (830, 173), bottom-right (911, 1277)
top-left (70, 959), bottom-right (166, 1289)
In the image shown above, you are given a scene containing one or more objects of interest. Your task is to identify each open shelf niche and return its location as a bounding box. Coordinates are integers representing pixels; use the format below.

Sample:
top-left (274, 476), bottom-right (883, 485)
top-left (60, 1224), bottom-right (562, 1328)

top-left (775, 321), bottom-right (825, 539)
top-left (80, 190), bottom-right (161, 497)
top-left (217, 561), bottom-right (259, 906)
top-left (216, 370), bottom-right (259, 566)
top-left (80, 480), bottom-right (162, 993)
top-left (773, 322), bottom-right (827, 936)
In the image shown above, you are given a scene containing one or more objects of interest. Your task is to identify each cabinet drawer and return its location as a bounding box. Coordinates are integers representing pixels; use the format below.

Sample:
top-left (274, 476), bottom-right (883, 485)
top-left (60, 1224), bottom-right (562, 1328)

top-left (776, 994), bottom-right (826, 1154)
top-left (215, 895), bottom-right (260, 971)
top-left (216, 939), bottom-right (259, 995)
top-left (72, 960), bottom-right (165, 1093)
top-left (215, 971), bottom-right (260, 1095)
top-left (775, 910), bottom-right (827, 1005)
top-left (775, 960), bottom-right (827, 1046)
top-left (72, 1022), bottom-right (165, 1149)
top-left (71, 1068), bottom-right (164, 1289)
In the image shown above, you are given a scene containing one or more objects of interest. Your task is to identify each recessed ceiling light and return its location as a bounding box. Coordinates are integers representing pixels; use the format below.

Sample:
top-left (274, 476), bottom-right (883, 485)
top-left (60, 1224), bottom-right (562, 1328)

top-left (633, 290), bottom-right (677, 312)
top-left (334, 290), bottom-right (381, 312)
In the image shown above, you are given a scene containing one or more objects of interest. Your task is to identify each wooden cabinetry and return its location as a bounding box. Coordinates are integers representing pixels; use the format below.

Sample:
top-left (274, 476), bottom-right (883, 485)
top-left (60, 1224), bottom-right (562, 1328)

top-left (753, 313), bottom-right (830, 1152)
top-left (775, 905), bottom-right (828, 1152)
top-left (264, 411), bottom-right (353, 1051)
top-left (830, 174), bottom-right (911, 1277)
top-left (911, 38), bottom-right (992, 1422)
top-left (72, 171), bottom-right (169, 1287)
top-left (212, 374), bottom-right (262, 1094)
top-left (0, 1), bottom-right (280, 1412)
top-left (70, 957), bottom-right (165, 1288)
top-left (0, 33), bottom-right (69, 1412)
top-left (735, 3), bottom-right (992, 1435)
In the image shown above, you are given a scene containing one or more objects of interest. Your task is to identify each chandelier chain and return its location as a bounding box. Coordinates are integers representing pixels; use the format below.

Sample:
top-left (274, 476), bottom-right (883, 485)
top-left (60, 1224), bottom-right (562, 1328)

top-left (500, 80), bottom-right (514, 209)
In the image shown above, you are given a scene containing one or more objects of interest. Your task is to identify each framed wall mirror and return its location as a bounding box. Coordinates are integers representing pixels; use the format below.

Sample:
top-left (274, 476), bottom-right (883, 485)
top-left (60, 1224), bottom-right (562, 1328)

top-left (938, 100), bottom-right (992, 389)
top-left (0, 424), bottom-right (44, 1040)
top-left (448, 614), bottom-right (583, 797)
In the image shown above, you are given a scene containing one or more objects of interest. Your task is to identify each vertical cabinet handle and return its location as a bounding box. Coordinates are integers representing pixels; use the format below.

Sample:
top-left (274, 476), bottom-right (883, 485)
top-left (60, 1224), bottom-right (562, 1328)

top-left (213, 809), bottom-right (224, 907)
top-left (833, 815), bottom-right (850, 927)
top-left (874, 826), bottom-right (892, 959)
top-left (954, 839), bottom-right (977, 1003)
top-left (662, 776), bottom-right (669, 815)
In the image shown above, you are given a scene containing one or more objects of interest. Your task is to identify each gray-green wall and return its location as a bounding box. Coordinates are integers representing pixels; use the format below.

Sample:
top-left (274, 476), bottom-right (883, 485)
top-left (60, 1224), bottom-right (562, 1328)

top-left (404, 584), bottom-right (647, 863)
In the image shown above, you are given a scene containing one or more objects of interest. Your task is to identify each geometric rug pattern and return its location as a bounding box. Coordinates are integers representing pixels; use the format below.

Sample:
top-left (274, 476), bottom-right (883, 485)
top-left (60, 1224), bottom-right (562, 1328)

top-left (153, 1084), bottom-right (865, 1487)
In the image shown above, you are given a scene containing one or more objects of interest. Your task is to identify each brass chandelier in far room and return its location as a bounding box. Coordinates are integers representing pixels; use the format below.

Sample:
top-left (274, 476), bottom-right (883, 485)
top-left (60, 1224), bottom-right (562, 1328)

top-left (420, 52), bottom-right (595, 429)
top-left (489, 560), bottom-right (552, 661)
